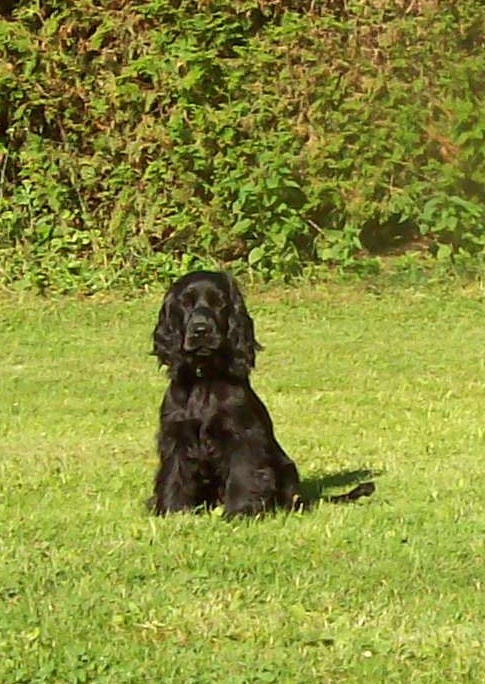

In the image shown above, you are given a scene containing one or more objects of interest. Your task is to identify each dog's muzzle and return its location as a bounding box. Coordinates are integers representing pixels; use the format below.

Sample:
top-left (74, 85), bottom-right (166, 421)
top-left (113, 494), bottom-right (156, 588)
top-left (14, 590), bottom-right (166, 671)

top-left (184, 308), bottom-right (221, 354)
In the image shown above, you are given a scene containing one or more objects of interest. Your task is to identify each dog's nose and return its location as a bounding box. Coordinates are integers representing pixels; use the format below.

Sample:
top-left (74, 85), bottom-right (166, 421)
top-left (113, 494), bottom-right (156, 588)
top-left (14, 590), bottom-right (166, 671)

top-left (188, 312), bottom-right (211, 336)
top-left (192, 321), bottom-right (209, 336)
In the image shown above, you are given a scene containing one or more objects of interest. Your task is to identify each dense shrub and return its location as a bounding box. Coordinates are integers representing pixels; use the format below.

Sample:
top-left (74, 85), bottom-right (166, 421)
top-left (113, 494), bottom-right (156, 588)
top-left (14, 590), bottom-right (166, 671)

top-left (1, 1), bottom-right (485, 291)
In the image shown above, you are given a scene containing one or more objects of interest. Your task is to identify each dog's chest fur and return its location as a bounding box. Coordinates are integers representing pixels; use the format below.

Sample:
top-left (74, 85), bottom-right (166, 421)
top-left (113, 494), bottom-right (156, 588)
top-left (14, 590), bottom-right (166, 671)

top-left (185, 380), bottom-right (219, 419)
top-left (166, 380), bottom-right (239, 454)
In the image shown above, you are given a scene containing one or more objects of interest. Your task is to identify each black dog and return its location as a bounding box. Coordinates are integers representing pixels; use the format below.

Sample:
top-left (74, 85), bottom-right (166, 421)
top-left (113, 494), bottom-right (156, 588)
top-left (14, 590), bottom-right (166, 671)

top-left (149, 270), bottom-right (300, 516)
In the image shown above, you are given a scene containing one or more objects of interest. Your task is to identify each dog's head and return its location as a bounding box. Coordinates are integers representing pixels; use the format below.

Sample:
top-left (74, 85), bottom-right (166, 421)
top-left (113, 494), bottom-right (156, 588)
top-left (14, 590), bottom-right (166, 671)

top-left (153, 271), bottom-right (260, 379)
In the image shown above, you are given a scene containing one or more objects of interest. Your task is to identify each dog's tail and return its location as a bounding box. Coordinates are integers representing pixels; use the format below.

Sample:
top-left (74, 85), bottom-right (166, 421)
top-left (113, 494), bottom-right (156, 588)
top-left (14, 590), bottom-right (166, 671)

top-left (326, 481), bottom-right (375, 504)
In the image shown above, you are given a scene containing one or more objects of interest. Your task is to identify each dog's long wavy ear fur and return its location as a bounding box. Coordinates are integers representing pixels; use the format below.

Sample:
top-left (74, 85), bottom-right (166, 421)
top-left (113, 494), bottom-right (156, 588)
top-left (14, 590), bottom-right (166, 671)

top-left (225, 273), bottom-right (261, 377)
top-left (152, 290), bottom-right (183, 373)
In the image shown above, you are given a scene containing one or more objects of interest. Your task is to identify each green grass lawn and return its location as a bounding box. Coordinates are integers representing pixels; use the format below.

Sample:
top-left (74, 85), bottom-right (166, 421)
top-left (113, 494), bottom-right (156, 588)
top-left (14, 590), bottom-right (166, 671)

top-left (1, 282), bottom-right (485, 683)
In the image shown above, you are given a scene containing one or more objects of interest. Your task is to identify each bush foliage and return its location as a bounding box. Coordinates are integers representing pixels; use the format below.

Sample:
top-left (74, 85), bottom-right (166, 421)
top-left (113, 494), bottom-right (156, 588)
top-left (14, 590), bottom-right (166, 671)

top-left (1, 1), bottom-right (485, 291)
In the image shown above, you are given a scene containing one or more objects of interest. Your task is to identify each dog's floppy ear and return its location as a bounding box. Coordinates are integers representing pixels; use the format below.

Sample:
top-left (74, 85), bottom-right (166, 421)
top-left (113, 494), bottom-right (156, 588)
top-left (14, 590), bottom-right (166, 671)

top-left (225, 273), bottom-right (261, 377)
top-left (152, 289), bottom-right (183, 370)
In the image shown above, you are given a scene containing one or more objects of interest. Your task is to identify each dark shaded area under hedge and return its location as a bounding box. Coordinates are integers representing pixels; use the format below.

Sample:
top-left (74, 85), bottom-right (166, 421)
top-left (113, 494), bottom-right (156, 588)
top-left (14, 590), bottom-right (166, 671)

top-left (1, 1), bottom-right (485, 291)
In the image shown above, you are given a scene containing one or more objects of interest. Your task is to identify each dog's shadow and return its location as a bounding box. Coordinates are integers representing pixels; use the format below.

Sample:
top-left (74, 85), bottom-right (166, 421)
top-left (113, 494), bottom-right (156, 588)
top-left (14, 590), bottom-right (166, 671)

top-left (300, 468), bottom-right (381, 505)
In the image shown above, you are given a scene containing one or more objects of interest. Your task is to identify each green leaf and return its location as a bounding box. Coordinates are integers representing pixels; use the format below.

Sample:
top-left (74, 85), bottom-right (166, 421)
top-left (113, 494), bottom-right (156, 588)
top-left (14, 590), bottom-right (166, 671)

top-left (436, 243), bottom-right (453, 260)
top-left (248, 246), bottom-right (265, 266)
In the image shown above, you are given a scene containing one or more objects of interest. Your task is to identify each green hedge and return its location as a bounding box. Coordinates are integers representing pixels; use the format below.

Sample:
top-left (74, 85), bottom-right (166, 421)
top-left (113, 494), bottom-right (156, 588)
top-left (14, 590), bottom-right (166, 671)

top-left (1, 1), bottom-right (485, 291)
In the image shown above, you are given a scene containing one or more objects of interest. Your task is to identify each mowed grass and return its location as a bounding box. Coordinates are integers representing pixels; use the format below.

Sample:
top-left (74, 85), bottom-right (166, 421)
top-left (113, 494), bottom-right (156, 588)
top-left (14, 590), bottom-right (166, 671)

top-left (1, 282), bottom-right (485, 683)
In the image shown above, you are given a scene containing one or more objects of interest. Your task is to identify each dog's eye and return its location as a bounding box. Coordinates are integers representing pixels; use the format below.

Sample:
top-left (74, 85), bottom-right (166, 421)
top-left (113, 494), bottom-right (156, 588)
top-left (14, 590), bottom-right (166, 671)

top-left (181, 291), bottom-right (196, 308)
top-left (206, 292), bottom-right (226, 309)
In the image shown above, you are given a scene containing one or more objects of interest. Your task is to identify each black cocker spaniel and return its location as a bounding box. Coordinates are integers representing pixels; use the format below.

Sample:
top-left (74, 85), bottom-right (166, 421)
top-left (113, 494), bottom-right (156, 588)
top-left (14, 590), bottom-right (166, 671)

top-left (149, 270), bottom-right (300, 517)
